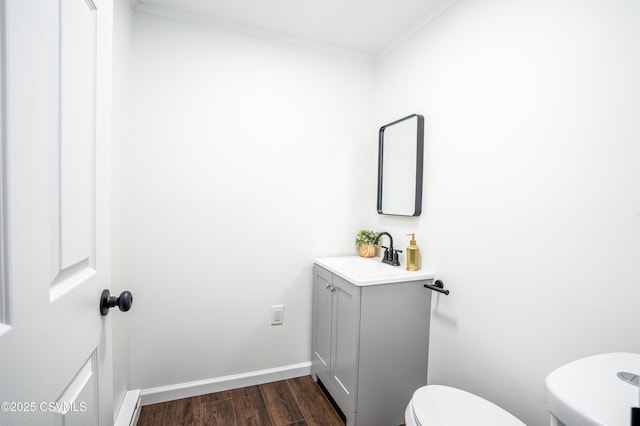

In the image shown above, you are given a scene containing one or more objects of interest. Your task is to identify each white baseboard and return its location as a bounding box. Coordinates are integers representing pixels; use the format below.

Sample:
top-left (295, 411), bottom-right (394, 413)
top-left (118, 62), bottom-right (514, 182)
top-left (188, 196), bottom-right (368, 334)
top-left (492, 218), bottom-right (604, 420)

top-left (114, 389), bottom-right (141, 426)
top-left (139, 361), bottom-right (312, 406)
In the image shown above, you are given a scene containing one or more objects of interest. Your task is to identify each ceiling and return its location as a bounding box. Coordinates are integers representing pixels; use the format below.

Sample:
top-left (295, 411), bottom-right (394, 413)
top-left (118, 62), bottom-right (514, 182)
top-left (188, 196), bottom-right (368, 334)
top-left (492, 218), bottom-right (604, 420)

top-left (132, 0), bottom-right (452, 57)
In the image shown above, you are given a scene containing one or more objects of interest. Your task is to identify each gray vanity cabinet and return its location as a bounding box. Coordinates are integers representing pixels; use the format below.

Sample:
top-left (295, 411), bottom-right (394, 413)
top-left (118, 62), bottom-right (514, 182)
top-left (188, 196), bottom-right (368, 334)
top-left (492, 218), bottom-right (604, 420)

top-left (312, 263), bottom-right (433, 426)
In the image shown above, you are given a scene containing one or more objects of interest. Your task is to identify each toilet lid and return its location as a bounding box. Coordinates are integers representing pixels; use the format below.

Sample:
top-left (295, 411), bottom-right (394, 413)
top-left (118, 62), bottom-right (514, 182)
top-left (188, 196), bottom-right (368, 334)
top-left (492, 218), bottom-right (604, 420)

top-left (411, 385), bottom-right (525, 426)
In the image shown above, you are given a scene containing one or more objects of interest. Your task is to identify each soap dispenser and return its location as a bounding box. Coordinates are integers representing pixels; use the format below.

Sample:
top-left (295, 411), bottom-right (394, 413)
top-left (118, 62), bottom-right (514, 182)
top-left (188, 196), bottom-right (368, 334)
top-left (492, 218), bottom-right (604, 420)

top-left (406, 233), bottom-right (420, 271)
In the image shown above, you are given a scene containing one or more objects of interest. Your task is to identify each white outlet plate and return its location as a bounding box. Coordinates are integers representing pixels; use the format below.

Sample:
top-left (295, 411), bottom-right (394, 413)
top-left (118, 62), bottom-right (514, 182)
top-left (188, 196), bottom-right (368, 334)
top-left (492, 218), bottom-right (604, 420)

top-left (271, 305), bottom-right (284, 325)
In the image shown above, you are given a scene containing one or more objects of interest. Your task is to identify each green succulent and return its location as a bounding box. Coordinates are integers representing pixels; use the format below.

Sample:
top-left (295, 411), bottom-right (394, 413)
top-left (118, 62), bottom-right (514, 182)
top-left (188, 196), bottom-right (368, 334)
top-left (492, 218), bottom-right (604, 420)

top-left (355, 229), bottom-right (379, 247)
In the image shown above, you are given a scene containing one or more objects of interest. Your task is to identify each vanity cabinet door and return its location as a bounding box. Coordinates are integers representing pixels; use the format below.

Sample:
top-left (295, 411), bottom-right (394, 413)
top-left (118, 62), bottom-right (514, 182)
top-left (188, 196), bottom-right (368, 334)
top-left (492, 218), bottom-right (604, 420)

top-left (330, 275), bottom-right (360, 416)
top-left (312, 266), bottom-right (361, 425)
top-left (312, 265), bottom-right (333, 386)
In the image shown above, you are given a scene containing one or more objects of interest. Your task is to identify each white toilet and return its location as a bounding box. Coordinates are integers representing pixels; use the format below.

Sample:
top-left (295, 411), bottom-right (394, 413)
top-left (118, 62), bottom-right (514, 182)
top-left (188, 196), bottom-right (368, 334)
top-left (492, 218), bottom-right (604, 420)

top-left (405, 385), bottom-right (526, 426)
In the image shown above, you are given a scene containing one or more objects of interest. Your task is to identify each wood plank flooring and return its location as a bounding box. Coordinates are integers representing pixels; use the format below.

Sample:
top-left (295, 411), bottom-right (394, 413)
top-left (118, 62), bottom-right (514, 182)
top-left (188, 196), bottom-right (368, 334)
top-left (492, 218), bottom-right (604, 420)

top-left (137, 375), bottom-right (345, 426)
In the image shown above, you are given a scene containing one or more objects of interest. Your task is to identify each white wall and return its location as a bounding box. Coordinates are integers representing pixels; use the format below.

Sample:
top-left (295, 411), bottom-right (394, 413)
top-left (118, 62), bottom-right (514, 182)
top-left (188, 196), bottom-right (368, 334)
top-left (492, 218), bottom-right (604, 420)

top-left (373, 0), bottom-right (640, 424)
top-left (111, 0), bottom-right (135, 416)
top-left (124, 12), bottom-right (374, 390)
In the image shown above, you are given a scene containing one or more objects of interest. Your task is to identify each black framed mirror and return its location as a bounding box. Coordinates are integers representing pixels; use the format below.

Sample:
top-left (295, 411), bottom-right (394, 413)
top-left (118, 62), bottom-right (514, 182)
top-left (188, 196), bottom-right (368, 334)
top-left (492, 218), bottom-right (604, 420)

top-left (377, 114), bottom-right (424, 216)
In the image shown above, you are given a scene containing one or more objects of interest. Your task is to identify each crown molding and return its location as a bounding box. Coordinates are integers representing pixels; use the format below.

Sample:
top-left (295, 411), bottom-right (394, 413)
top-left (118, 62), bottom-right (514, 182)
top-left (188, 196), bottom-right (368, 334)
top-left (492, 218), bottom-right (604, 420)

top-left (132, 2), bottom-right (374, 62)
top-left (375, 0), bottom-right (457, 61)
top-left (129, 0), bottom-right (455, 63)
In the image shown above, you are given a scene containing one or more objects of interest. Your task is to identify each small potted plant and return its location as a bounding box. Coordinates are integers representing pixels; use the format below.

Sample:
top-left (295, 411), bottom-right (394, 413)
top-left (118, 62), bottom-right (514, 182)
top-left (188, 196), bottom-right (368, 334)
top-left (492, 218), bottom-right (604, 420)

top-left (355, 229), bottom-right (378, 258)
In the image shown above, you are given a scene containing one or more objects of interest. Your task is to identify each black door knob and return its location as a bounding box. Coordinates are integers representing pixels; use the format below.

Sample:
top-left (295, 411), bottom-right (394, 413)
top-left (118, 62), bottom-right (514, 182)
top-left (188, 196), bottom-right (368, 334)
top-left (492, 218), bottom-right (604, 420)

top-left (100, 289), bottom-right (133, 316)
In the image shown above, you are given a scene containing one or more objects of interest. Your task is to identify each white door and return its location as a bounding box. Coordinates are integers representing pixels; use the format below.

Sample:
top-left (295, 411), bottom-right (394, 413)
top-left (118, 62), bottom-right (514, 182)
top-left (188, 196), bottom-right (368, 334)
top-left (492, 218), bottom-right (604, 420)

top-left (0, 0), bottom-right (114, 425)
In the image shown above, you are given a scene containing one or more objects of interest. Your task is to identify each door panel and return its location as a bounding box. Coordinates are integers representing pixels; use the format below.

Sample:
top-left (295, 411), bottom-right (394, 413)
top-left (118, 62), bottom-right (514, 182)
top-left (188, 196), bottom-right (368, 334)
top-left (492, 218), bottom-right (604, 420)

top-left (52, 353), bottom-right (98, 426)
top-left (53, 0), bottom-right (98, 301)
top-left (59, 0), bottom-right (96, 271)
top-left (312, 266), bottom-right (333, 385)
top-left (0, 0), bottom-right (113, 424)
top-left (331, 275), bottom-right (360, 413)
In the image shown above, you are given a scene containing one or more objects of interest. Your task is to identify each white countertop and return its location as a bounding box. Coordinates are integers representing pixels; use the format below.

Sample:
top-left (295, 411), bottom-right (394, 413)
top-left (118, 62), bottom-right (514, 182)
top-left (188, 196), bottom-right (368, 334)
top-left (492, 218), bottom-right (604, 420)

top-left (314, 256), bottom-right (434, 286)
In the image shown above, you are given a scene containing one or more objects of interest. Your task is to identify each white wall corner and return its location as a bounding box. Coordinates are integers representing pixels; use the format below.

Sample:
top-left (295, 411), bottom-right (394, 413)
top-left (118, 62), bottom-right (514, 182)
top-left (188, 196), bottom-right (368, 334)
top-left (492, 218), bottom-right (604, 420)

top-left (139, 362), bottom-right (312, 406)
top-left (114, 389), bottom-right (141, 426)
top-left (129, 0), bottom-right (139, 10)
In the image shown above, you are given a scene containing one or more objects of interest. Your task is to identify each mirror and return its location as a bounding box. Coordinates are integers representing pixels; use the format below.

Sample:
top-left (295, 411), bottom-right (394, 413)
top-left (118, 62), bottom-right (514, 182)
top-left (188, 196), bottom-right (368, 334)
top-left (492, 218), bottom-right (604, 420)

top-left (377, 114), bottom-right (424, 216)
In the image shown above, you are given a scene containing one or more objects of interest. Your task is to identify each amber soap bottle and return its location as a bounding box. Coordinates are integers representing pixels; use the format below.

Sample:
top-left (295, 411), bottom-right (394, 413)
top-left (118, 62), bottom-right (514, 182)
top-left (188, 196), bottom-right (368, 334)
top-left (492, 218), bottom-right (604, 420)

top-left (406, 233), bottom-right (420, 271)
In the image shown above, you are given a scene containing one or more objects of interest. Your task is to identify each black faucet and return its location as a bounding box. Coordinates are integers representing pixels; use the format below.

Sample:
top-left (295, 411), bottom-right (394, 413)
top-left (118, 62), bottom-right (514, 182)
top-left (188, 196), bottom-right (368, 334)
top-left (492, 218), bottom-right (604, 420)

top-left (373, 232), bottom-right (402, 266)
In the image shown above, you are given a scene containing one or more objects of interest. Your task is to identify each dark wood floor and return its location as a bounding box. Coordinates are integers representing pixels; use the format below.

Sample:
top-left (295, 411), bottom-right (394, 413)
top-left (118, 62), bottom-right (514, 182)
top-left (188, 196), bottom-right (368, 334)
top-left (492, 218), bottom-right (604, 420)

top-left (137, 375), bottom-right (345, 426)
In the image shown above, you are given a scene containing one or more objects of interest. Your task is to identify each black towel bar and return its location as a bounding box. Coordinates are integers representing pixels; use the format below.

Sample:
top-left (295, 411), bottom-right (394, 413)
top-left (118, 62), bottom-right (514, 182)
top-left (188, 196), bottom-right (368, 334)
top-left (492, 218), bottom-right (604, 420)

top-left (424, 279), bottom-right (449, 295)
